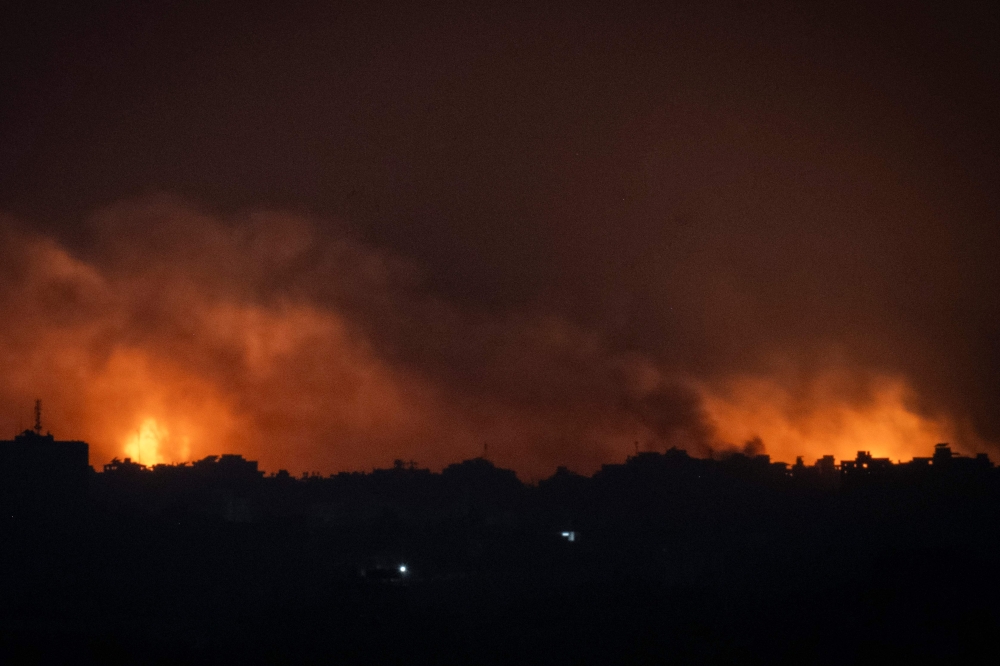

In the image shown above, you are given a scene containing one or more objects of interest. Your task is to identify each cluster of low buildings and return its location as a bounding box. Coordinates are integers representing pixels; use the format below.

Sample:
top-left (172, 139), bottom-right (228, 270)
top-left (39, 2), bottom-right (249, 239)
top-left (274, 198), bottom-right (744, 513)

top-left (2, 417), bottom-right (997, 521)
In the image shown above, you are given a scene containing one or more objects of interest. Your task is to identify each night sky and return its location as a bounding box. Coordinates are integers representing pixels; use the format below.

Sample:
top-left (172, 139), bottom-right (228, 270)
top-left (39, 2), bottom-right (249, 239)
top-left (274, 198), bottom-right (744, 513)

top-left (2, 1), bottom-right (999, 477)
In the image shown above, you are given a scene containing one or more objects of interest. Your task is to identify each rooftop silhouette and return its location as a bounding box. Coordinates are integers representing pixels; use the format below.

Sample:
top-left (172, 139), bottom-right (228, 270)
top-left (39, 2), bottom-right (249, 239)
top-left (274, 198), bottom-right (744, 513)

top-left (0, 402), bottom-right (89, 514)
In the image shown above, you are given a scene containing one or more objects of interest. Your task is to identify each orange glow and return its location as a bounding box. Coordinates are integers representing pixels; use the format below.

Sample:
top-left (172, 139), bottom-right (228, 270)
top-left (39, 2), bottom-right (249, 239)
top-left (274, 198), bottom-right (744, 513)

top-left (77, 348), bottom-right (244, 467)
top-left (0, 201), bottom-right (991, 479)
top-left (698, 373), bottom-right (964, 464)
top-left (123, 418), bottom-right (172, 466)
top-left (0, 211), bottom-right (453, 473)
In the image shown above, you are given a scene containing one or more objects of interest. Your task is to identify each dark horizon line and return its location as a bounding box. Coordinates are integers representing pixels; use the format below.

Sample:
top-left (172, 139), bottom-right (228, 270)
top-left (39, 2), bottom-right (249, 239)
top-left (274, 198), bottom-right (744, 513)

top-left (96, 441), bottom-right (986, 481)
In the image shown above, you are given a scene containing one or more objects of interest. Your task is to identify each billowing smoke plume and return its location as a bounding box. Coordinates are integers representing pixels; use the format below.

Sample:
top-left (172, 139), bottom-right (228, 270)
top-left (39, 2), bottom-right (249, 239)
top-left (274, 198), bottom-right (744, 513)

top-left (0, 197), bottom-right (725, 477)
top-left (1, 190), bottom-right (990, 477)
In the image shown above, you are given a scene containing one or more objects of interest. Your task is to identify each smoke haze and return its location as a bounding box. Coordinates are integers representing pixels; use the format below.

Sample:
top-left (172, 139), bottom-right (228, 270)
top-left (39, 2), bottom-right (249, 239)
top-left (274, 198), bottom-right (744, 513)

top-left (1, 2), bottom-right (998, 475)
top-left (0, 192), bottom-right (987, 477)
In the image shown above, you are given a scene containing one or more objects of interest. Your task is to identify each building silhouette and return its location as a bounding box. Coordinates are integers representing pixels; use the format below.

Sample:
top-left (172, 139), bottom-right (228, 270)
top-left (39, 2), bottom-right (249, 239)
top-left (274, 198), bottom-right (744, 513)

top-left (0, 428), bottom-right (90, 512)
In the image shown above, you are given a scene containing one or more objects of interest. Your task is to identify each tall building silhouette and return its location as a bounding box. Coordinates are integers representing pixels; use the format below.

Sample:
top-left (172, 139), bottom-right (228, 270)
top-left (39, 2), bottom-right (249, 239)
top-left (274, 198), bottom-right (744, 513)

top-left (0, 406), bottom-right (90, 512)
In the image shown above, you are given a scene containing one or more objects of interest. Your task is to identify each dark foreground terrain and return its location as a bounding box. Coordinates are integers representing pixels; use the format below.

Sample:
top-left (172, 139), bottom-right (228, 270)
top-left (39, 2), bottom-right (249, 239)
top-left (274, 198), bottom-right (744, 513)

top-left (3, 448), bottom-right (1000, 663)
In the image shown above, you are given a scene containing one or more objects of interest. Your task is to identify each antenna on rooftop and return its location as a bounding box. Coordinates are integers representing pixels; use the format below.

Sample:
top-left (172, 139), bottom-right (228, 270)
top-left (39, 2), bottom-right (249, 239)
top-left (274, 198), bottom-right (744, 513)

top-left (34, 399), bottom-right (42, 435)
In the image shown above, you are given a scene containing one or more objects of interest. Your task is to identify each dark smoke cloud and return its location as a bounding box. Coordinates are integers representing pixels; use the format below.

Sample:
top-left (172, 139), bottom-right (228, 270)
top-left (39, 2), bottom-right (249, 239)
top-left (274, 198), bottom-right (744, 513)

top-left (1, 2), bottom-right (998, 473)
top-left (1, 184), bottom-right (993, 477)
top-left (0, 197), bottom-right (719, 477)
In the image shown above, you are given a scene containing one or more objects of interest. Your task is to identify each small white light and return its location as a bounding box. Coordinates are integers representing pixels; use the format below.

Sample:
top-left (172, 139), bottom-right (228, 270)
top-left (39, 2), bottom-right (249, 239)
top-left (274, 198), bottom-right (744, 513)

top-left (561, 532), bottom-right (570, 537)
top-left (399, 565), bottom-right (407, 573)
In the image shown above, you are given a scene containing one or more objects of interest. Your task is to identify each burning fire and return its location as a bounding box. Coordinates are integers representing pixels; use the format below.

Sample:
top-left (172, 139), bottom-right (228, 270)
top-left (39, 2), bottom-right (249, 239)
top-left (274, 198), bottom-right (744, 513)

top-left (698, 372), bottom-right (962, 464)
top-left (123, 418), bottom-right (172, 466)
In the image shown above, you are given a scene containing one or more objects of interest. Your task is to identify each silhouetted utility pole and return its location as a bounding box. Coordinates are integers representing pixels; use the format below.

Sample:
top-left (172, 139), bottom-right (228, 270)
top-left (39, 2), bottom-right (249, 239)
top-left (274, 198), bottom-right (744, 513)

top-left (34, 399), bottom-right (42, 435)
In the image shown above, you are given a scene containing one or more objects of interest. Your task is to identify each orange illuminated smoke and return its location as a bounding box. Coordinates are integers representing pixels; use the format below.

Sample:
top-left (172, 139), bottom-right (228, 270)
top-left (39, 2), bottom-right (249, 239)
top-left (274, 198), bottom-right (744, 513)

top-left (698, 373), bottom-right (963, 464)
top-left (0, 201), bottom-right (987, 477)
